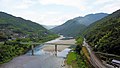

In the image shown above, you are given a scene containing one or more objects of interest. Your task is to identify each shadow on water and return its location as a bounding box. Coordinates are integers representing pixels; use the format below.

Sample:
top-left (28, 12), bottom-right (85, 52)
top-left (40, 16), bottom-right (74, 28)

top-left (26, 36), bottom-right (73, 57)
top-left (26, 44), bottom-right (72, 58)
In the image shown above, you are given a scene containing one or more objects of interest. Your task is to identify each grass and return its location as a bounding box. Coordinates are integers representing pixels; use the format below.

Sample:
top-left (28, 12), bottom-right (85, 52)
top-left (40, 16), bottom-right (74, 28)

top-left (66, 52), bottom-right (77, 65)
top-left (66, 51), bottom-right (88, 68)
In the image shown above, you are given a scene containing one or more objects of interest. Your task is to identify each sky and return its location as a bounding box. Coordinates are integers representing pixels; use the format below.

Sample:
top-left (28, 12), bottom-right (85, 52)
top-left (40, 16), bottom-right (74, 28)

top-left (0, 0), bottom-right (120, 25)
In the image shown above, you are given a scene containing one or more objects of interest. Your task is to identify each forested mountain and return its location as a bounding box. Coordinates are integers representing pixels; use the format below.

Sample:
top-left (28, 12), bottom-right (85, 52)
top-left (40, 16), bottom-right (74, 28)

top-left (0, 12), bottom-right (58, 64)
top-left (84, 9), bottom-right (120, 55)
top-left (51, 13), bottom-right (108, 37)
top-left (0, 12), bottom-right (58, 42)
top-left (51, 20), bottom-right (87, 37)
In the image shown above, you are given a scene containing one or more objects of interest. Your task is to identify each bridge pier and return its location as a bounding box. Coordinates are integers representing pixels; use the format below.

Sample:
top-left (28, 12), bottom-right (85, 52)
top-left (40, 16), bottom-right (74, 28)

top-left (31, 45), bottom-right (34, 56)
top-left (55, 45), bottom-right (57, 56)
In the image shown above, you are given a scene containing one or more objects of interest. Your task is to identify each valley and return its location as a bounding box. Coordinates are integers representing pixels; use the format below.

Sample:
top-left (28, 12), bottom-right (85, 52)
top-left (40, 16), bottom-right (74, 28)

top-left (0, 7), bottom-right (120, 68)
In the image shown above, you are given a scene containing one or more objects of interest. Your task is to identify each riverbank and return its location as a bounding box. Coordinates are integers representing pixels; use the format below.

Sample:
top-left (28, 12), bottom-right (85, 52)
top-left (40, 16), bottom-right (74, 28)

top-left (0, 36), bottom-right (76, 68)
top-left (66, 51), bottom-right (88, 68)
top-left (0, 34), bottom-right (59, 64)
top-left (43, 45), bottom-right (70, 52)
top-left (42, 37), bottom-right (75, 52)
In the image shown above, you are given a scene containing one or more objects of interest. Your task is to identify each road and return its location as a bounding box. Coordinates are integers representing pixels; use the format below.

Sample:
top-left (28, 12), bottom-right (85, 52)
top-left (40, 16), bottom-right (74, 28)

top-left (0, 55), bottom-right (67, 68)
top-left (83, 38), bottom-right (107, 68)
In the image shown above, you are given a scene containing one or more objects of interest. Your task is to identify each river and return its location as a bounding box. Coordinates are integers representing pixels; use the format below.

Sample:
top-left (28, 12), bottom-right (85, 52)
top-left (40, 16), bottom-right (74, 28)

top-left (26, 36), bottom-right (72, 57)
top-left (0, 36), bottom-right (75, 68)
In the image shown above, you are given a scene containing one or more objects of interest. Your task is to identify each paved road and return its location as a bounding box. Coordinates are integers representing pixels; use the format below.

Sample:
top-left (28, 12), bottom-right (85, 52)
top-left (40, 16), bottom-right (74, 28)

top-left (0, 55), bottom-right (67, 68)
top-left (83, 39), bottom-right (107, 68)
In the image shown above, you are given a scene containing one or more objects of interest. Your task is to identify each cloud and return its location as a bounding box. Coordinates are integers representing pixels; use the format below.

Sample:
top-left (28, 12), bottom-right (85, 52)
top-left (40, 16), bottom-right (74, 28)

top-left (93, 0), bottom-right (113, 4)
top-left (0, 0), bottom-right (120, 25)
top-left (14, 0), bottom-right (36, 9)
top-left (99, 1), bottom-right (120, 13)
top-left (39, 0), bottom-right (88, 10)
top-left (18, 11), bottom-right (79, 25)
top-left (0, 0), bottom-right (36, 9)
top-left (38, 0), bottom-right (120, 13)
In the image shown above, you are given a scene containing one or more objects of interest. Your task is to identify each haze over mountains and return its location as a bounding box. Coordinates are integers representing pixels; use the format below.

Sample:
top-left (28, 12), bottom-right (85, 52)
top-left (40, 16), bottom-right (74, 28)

top-left (51, 13), bottom-right (108, 37)
top-left (42, 25), bottom-right (58, 30)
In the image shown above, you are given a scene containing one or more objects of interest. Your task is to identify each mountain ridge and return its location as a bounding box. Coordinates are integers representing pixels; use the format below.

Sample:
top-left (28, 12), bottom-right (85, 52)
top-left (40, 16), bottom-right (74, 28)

top-left (0, 11), bottom-right (58, 42)
top-left (51, 13), bottom-right (108, 37)
top-left (84, 9), bottom-right (120, 55)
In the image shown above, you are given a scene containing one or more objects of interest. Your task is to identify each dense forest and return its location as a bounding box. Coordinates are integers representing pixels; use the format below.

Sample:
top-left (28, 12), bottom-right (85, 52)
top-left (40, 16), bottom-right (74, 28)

top-left (0, 12), bottom-right (59, 64)
top-left (83, 9), bottom-right (120, 55)
top-left (73, 9), bottom-right (120, 68)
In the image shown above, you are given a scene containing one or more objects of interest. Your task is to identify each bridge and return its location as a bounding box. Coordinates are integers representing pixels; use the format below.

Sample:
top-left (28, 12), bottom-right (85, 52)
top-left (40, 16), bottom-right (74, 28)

top-left (20, 38), bottom-right (76, 56)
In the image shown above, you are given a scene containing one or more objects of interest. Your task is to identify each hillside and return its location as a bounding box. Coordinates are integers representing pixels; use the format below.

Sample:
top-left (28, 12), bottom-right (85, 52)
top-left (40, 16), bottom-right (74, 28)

top-left (0, 12), bottom-right (58, 42)
top-left (0, 12), bottom-right (58, 64)
top-left (51, 20), bottom-right (87, 37)
top-left (84, 9), bottom-right (120, 55)
top-left (51, 13), bottom-right (108, 37)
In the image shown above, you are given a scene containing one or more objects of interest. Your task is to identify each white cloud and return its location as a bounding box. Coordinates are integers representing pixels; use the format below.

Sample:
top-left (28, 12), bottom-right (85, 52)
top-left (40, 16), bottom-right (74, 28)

top-left (0, 0), bottom-right (120, 25)
top-left (15, 0), bottom-right (36, 9)
top-left (0, 0), bottom-right (36, 9)
top-left (39, 0), bottom-right (88, 10)
top-left (94, 0), bottom-right (113, 4)
top-left (15, 11), bottom-right (80, 25)
top-left (99, 1), bottom-right (120, 13)
top-left (38, 0), bottom-right (120, 13)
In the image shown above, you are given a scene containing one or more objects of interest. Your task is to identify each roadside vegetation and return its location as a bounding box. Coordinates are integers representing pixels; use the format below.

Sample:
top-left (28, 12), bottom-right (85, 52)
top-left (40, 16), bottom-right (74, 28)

top-left (0, 42), bottom-right (30, 64)
top-left (66, 51), bottom-right (88, 68)
top-left (66, 37), bottom-right (90, 68)
top-left (82, 47), bottom-right (90, 61)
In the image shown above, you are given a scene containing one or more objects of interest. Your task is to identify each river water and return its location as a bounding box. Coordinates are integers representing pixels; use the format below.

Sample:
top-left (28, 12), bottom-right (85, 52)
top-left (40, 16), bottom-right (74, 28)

top-left (26, 36), bottom-right (72, 58)
top-left (0, 36), bottom-right (74, 68)
top-left (26, 46), bottom-right (71, 57)
top-left (24, 36), bottom-right (73, 68)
